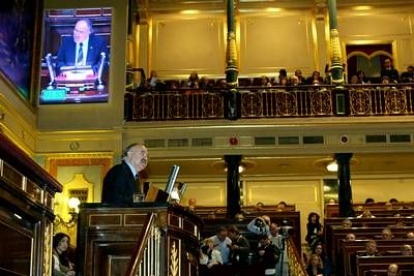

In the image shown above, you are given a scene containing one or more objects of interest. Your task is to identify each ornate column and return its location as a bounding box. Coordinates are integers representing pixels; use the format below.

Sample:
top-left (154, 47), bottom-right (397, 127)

top-left (225, 155), bottom-right (242, 218)
top-left (327, 0), bottom-right (344, 86)
top-left (335, 153), bottom-right (354, 217)
top-left (225, 0), bottom-right (239, 120)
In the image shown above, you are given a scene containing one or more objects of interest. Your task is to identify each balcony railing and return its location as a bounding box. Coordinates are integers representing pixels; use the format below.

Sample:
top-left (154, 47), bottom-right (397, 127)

top-left (124, 84), bottom-right (414, 121)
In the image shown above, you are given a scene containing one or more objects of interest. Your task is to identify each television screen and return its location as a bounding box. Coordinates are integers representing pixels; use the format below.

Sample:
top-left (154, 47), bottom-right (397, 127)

top-left (39, 8), bottom-right (112, 104)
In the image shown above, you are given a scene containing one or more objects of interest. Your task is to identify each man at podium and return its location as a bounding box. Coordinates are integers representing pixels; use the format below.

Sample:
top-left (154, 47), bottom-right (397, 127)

top-left (102, 144), bottom-right (149, 204)
top-left (56, 19), bottom-right (108, 75)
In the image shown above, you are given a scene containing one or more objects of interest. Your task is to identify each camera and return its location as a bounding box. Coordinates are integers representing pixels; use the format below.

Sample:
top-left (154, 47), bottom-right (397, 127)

top-left (254, 217), bottom-right (266, 228)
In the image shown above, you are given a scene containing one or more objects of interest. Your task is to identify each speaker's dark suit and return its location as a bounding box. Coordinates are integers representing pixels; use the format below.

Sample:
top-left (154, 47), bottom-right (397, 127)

top-left (56, 34), bottom-right (108, 74)
top-left (101, 161), bottom-right (139, 204)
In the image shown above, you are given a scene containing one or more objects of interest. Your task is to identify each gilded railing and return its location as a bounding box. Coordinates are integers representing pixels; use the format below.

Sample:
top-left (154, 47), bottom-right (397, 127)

top-left (125, 213), bottom-right (162, 276)
top-left (287, 237), bottom-right (308, 276)
top-left (125, 84), bottom-right (414, 121)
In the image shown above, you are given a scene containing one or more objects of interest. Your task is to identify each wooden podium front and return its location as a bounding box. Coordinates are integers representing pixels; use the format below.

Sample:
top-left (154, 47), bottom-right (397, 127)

top-left (77, 203), bottom-right (202, 276)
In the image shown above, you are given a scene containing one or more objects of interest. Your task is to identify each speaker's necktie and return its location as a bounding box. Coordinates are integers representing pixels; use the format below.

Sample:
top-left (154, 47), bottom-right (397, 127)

top-left (77, 43), bottom-right (83, 65)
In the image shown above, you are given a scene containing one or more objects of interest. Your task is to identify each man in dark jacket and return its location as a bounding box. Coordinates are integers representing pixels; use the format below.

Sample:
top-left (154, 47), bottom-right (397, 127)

top-left (257, 235), bottom-right (280, 276)
top-left (101, 143), bottom-right (148, 204)
top-left (228, 225), bottom-right (250, 265)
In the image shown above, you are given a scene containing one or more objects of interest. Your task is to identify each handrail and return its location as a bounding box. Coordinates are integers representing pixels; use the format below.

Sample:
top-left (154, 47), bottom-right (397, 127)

top-left (287, 237), bottom-right (309, 276)
top-left (125, 212), bottom-right (158, 276)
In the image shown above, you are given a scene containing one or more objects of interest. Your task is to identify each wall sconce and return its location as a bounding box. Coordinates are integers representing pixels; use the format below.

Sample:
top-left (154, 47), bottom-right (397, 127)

top-left (54, 197), bottom-right (81, 228)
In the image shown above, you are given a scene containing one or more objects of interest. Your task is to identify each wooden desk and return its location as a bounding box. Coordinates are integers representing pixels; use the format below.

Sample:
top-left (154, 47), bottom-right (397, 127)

top-left (77, 203), bottom-right (202, 276)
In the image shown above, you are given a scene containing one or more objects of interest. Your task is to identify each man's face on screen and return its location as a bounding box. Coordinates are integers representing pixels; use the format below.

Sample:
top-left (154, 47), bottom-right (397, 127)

top-left (73, 20), bottom-right (91, 43)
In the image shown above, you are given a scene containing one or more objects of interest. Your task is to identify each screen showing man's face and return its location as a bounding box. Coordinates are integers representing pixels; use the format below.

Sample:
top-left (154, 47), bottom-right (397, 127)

top-left (73, 20), bottom-right (91, 43)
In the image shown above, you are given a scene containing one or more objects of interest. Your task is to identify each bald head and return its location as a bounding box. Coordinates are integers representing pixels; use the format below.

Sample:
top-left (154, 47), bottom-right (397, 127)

top-left (124, 144), bottom-right (148, 172)
top-left (73, 19), bottom-right (92, 43)
top-left (387, 264), bottom-right (399, 276)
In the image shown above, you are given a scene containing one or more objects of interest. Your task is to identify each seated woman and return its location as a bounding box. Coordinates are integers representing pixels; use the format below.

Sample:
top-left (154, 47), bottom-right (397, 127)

top-left (312, 243), bottom-right (331, 276)
top-left (200, 238), bottom-right (223, 268)
top-left (52, 233), bottom-right (75, 276)
top-left (306, 254), bottom-right (324, 276)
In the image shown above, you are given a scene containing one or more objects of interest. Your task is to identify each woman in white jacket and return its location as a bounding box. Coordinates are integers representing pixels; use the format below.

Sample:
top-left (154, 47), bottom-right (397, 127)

top-left (200, 238), bottom-right (223, 268)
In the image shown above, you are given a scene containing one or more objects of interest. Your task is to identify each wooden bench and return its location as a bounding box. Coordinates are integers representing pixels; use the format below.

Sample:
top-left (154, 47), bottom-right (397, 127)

top-left (325, 203), bottom-right (414, 218)
top-left (193, 204), bottom-right (296, 219)
top-left (327, 226), bottom-right (414, 274)
top-left (356, 255), bottom-right (414, 276)
top-left (340, 239), bottom-right (414, 276)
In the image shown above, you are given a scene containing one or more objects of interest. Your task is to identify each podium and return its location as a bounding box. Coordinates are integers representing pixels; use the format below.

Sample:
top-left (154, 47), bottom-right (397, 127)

top-left (76, 203), bottom-right (202, 276)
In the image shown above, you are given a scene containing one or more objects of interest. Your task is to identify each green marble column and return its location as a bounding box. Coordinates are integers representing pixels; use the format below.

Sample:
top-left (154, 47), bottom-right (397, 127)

top-left (327, 0), bottom-right (344, 86)
top-left (225, 0), bottom-right (239, 120)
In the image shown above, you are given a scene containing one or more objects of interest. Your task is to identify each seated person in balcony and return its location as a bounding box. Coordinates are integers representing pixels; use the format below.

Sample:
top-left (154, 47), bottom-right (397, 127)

top-left (261, 75), bottom-right (272, 87)
top-left (257, 234), bottom-right (280, 276)
top-left (147, 70), bottom-right (162, 89)
top-left (208, 226), bottom-right (232, 265)
top-left (381, 58), bottom-right (399, 83)
top-left (200, 238), bottom-right (223, 268)
top-left (186, 71), bottom-right (200, 88)
top-left (305, 254), bottom-right (324, 276)
top-left (356, 70), bottom-right (369, 84)
top-left (56, 19), bottom-right (108, 75)
top-left (52, 233), bottom-right (75, 276)
top-left (359, 240), bottom-right (381, 256)
top-left (101, 144), bottom-right (148, 204)
top-left (294, 69), bottom-right (306, 85)
top-left (401, 65), bottom-right (414, 83)
top-left (227, 225), bottom-right (250, 265)
top-left (276, 69), bottom-right (288, 85)
top-left (307, 71), bottom-right (323, 85)
top-left (199, 77), bottom-right (213, 90)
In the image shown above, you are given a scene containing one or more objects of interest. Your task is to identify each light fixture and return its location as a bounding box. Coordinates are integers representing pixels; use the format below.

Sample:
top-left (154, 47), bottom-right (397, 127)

top-left (326, 161), bottom-right (338, 172)
top-left (180, 10), bottom-right (200, 15)
top-left (352, 6), bottom-right (373, 11)
top-left (266, 7), bottom-right (282, 13)
top-left (54, 197), bottom-right (81, 228)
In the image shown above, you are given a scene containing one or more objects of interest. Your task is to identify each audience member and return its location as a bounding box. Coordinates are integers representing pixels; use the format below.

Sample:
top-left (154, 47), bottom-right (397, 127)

top-left (187, 71), bottom-right (200, 88)
top-left (209, 226), bottom-right (232, 265)
top-left (277, 69), bottom-right (288, 84)
top-left (357, 210), bottom-right (376, 218)
top-left (227, 225), bottom-right (250, 265)
top-left (257, 234), bottom-right (281, 276)
top-left (188, 198), bottom-right (197, 211)
top-left (356, 70), bottom-right (369, 84)
top-left (400, 244), bottom-right (413, 256)
top-left (406, 232), bottom-right (414, 239)
top-left (312, 243), bottom-right (331, 276)
top-left (294, 69), bottom-right (306, 85)
top-left (345, 233), bottom-right (356, 241)
top-left (308, 71), bottom-right (323, 85)
top-left (248, 215), bottom-right (271, 236)
top-left (341, 219), bottom-right (352, 229)
top-left (381, 227), bottom-right (394, 240)
top-left (261, 76), bottom-right (272, 87)
top-left (147, 70), bottom-right (160, 89)
top-left (381, 58), bottom-right (399, 83)
top-left (365, 198), bottom-right (375, 204)
top-left (52, 233), bottom-right (75, 276)
top-left (200, 238), bottom-right (223, 268)
top-left (401, 65), bottom-right (414, 83)
top-left (306, 212), bottom-right (324, 250)
top-left (385, 202), bottom-right (393, 210)
top-left (360, 240), bottom-right (381, 256)
top-left (276, 201), bottom-right (287, 210)
top-left (387, 263), bottom-right (399, 276)
top-left (199, 77), bottom-right (213, 90)
top-left (389, 198), bottom-right (399, 204)
top-left (350, 75), bottom-right (359, 84)
top-left (305, 254), bottom-right (324, 276)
